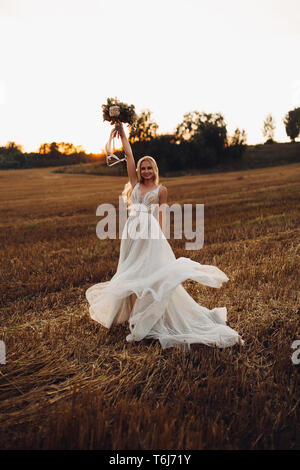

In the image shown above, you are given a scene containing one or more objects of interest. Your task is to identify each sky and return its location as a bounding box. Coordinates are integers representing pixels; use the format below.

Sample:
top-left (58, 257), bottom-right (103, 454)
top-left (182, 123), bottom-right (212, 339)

top-left (0, 0), bottom-right (300, 153)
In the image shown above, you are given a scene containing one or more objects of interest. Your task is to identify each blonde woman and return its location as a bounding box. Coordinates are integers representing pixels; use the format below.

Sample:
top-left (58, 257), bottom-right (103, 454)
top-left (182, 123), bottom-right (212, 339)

top-left (86, 122), bottom-right (244, 350)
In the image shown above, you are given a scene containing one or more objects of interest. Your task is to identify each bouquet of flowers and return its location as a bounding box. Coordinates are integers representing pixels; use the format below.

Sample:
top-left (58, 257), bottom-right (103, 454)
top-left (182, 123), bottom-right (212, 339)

top-left (102, 97), bottom-right (137, 128)
top-left (102, 97), bottom-right (137, 166)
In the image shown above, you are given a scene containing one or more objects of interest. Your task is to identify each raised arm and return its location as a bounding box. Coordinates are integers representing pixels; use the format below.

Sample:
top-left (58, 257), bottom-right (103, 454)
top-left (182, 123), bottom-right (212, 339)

top-left (115, 122), bottom-right (137, 188)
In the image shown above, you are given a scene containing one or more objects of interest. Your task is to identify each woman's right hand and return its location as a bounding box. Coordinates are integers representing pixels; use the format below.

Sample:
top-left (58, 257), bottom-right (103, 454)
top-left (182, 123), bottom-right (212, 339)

top-left (115, 121), bottom-right (124, 138)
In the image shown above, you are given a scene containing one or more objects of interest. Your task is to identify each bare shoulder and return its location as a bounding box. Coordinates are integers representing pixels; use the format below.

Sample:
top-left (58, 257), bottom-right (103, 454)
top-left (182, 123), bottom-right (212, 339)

top-left (159, 184), bottom-right (167, 193)
top-left (158, 184), bottom-right (168, 202)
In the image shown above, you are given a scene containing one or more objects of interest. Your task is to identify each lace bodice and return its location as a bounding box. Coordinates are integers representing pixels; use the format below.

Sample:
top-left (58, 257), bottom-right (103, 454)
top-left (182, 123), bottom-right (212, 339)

top-left (130, 182), bottom-right (161, 214)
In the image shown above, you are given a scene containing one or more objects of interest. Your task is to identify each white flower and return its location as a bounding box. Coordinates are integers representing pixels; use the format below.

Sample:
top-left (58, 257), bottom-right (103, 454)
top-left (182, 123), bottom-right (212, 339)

top-left (109, 105), bottom-right (120, 117)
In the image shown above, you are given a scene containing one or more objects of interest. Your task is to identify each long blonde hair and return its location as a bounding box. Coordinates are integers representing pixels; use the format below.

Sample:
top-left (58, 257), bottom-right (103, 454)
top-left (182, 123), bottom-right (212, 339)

top-left (121, 156), bottom-right (159, 209)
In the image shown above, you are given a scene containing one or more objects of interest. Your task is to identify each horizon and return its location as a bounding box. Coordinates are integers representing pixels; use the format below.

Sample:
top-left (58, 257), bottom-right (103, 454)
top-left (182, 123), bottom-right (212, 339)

top-left (1, 134), bottom-right (299, 156)
top-left (0, 0), bottom-right (299, 153)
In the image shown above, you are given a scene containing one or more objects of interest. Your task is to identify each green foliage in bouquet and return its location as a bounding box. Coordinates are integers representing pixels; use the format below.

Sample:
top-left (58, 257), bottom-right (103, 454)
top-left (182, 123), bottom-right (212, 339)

top-left (102, 97), bottom-right (137, 130)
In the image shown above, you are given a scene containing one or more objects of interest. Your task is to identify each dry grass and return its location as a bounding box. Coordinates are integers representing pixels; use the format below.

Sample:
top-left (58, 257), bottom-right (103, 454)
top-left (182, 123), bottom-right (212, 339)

top-left (0, 163), bottom-right (299, 450)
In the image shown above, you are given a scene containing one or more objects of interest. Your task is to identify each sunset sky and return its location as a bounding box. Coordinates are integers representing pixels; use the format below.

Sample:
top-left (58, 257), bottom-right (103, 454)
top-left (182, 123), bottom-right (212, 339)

top-left (0, 0), bottom-right (299, 153)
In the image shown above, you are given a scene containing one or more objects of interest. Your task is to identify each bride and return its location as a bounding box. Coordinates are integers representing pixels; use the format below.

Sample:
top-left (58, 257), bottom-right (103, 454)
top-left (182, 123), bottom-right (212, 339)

top-left (86, 122), bottom-right (244, 350)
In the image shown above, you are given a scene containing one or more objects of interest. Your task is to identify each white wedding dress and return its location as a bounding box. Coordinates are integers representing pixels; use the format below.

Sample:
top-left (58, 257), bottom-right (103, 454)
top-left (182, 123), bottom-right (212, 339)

top-left (85, 182), bottom-right (244, 350)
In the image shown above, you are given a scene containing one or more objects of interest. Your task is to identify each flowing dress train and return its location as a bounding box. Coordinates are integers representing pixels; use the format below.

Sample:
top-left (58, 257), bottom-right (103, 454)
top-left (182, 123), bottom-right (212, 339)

top-left (85, 182), bottom-right (244, 350)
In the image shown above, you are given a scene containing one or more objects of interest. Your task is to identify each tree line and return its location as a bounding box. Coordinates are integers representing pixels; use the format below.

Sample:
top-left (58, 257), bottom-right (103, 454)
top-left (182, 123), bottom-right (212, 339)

top-left (0, 141), bottom-right (93, 170)
top-left (1, 106), bottom-right (299, 171)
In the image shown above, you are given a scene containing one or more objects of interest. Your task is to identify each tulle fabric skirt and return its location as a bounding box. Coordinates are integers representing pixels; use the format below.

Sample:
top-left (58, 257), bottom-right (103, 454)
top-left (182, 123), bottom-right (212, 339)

top-left (85, 212), bottom-right (244, 350)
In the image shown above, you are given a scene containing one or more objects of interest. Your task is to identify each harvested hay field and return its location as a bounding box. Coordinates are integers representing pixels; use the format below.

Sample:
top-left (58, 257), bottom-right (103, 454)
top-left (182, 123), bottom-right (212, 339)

top-left (0, 163), bottom-right (299, 450)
